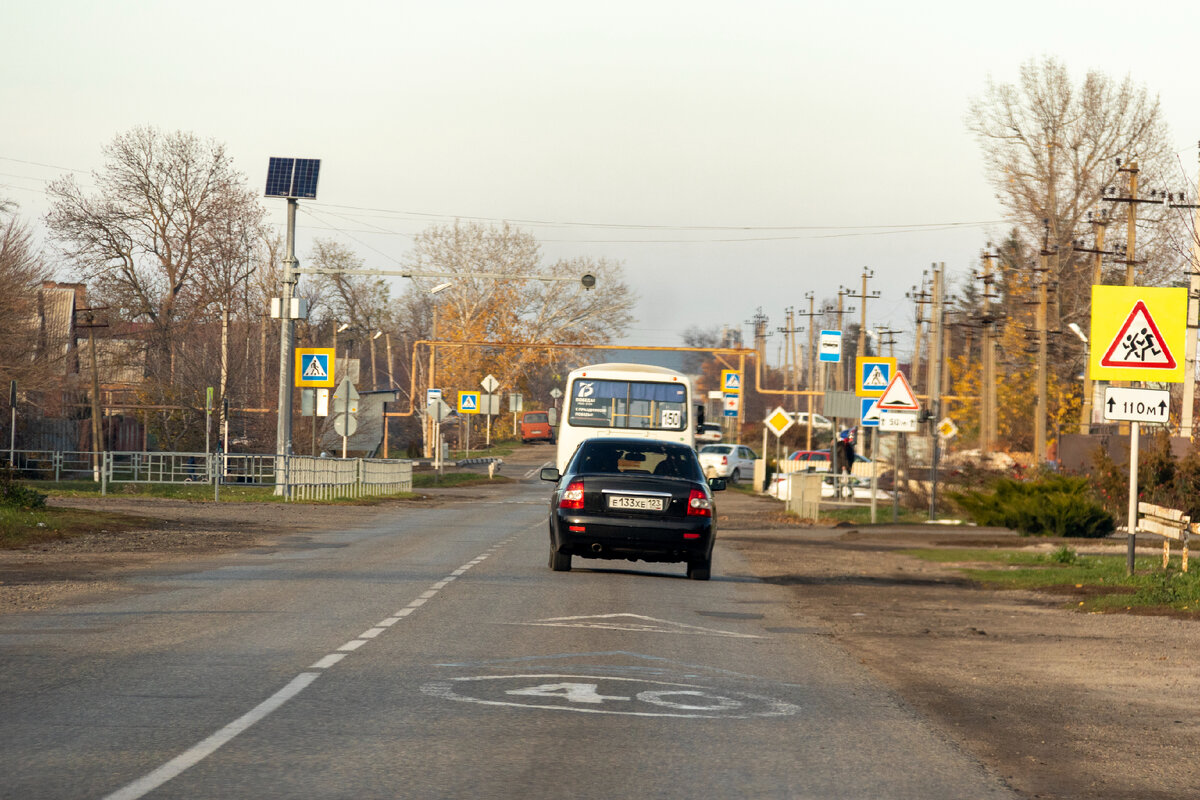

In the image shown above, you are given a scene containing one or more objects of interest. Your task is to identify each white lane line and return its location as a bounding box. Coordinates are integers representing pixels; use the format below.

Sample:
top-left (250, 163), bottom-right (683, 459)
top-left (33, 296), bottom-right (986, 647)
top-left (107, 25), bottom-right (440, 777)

top-left (311, 653), bottom-right (347, 669)
top-left (104, 536), bottom-right (521, 800)
top-left (102, 672), bottom-right (320, 800)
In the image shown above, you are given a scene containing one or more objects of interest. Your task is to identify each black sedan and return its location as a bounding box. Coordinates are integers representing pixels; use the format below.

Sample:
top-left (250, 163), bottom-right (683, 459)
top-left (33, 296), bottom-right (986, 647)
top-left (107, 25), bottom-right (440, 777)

top-left (539, 437), bottom-right (725, 580)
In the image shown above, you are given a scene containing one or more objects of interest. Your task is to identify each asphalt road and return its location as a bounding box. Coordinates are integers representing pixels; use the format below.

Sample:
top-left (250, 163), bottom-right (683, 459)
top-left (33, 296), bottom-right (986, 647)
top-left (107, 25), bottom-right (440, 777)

top-left (0, 475), bottom-right (1015, 799)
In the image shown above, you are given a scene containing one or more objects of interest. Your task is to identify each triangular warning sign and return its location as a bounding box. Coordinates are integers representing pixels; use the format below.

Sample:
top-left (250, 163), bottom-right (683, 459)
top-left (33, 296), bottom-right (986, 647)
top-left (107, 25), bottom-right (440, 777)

top-left (302, 355), bottom-right (328, 378)
top-left (876, 371), bottom-right (919, 411)
top-left (864, 365), bottom-right (888, 388)
top-left (1099, 300), bottom-right (1177, 369)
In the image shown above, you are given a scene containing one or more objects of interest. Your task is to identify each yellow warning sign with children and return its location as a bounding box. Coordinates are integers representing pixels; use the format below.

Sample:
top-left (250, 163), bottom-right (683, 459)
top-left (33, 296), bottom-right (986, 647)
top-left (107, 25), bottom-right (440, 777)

top-left (1089, 286), bottom-right (1186, 383)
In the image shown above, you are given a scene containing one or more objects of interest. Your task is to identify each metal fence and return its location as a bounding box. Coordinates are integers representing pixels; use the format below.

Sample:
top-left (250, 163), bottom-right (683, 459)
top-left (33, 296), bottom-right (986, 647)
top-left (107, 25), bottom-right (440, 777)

top-left (4, 449), bottom-right (413, 502)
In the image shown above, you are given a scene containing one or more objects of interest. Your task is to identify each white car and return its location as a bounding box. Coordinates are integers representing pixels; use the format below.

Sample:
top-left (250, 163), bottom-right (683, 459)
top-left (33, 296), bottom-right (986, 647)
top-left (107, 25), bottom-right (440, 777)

top-left (793, 412), bottom-right (834, 431)
top-left (768, 472), bottom-right (892, 501)
top-left (695, 422), bottom-right (723, 445)
top-left (697, 444), bottom-right (757, 483)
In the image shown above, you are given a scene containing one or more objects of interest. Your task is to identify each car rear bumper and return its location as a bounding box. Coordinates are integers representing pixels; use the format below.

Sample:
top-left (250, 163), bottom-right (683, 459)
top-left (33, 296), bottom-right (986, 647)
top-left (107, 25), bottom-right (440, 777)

top-left (551, 512), bottom-right (714, 563)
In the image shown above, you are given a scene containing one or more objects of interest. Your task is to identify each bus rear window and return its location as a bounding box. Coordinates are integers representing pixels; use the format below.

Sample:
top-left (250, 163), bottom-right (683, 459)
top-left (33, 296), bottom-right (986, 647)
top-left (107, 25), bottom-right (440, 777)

top-left (568, 379), bottom-right (687, 431)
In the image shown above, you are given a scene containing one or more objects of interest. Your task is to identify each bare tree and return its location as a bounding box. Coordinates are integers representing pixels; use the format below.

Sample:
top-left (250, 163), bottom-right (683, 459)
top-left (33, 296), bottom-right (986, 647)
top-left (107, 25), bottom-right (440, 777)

top-left (968, 57), bottom-right (1182, 327)
top-left (46, 127), bottom-right (263, 387)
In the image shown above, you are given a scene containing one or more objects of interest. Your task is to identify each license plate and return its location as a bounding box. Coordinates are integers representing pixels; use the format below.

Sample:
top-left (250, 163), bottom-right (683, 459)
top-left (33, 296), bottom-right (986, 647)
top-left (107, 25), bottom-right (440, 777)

top-left (607, 495), bottom-right (664, 512)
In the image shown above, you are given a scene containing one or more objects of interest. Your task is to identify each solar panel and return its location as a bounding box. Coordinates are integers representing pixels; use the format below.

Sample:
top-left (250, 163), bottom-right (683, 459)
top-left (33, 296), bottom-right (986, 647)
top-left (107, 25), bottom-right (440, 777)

top-left (264, 157), bottom-right (320, 199)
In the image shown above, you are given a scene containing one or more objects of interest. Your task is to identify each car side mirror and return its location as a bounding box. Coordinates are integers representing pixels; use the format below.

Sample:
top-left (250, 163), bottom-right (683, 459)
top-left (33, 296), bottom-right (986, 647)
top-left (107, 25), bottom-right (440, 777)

top-left (540, 467), bottom-right (561, 482)
top-left (708, 477), bottom-right (726, 492)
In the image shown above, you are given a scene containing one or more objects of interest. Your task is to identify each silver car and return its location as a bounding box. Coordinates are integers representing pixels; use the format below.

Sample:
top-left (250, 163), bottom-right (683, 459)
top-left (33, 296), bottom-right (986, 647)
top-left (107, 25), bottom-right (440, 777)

top-left (697, 444), bottom-right (757, 483)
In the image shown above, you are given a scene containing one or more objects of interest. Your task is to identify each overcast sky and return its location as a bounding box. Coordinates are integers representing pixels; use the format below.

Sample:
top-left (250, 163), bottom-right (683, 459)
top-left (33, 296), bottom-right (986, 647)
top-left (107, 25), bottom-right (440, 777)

top-left (6, 0), bottom-right (1200, 365)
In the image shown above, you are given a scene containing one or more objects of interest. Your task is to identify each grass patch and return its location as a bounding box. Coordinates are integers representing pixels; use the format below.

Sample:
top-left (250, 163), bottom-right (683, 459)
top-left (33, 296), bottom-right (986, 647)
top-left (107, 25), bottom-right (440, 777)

top-left (901, 546), bottom-right (1200, 613)
top-left (0, 506), bottom-right (155, 549)
top-left (412, 471), bottom-right (515, 488)
top-left (820, 506), bottom-right (930, 525)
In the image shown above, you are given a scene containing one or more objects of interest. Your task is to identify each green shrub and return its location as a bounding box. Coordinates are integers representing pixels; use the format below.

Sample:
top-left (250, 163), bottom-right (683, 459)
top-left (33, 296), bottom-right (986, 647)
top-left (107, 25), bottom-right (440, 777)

top-left (949, 474), bottom-right (1114, 538)
top-left (0, 464), bottom-right (46, 509)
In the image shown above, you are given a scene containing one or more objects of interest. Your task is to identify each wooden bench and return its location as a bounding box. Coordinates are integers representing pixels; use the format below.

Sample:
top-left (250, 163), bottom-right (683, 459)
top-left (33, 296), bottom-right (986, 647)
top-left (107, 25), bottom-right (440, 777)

top-left (1137, 502), bottom-right (1192, 572)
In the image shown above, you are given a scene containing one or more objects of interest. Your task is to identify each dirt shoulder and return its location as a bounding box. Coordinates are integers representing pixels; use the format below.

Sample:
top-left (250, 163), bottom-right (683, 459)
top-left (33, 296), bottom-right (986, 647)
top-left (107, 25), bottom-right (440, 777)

top-left (2, 482), bottom-right (1195, 799)
top-left (718, 489), bottom-right (1198, 800)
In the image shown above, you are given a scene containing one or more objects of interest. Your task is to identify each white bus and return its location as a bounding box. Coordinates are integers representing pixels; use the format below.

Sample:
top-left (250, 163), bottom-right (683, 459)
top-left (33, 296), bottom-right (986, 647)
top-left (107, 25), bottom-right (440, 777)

top-left (554, 362), bottom-right (702, 472)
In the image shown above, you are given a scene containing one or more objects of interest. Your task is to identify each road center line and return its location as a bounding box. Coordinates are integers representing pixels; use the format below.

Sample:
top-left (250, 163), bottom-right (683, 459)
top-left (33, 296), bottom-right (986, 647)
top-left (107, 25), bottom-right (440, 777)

top-left (103, 537), bottom-right (518, 800)
top-left (102, 672), bottom-right (320, 800)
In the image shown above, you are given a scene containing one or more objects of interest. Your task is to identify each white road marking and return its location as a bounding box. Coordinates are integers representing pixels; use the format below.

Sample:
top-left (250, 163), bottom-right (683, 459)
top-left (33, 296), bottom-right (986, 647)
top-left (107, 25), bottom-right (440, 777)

top-left (514, 613), bottom-right (762, 639)
top-left (102, 672), bottom-right (320, 800)
top-left (102, 534), bottom-right (521, 800)
top-left (310, 653), bottom-right (347, 669)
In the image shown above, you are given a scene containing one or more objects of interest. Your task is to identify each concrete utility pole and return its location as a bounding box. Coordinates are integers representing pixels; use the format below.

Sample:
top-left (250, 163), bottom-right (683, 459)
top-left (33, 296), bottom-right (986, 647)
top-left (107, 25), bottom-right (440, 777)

top-left (907, 277), bottom-right (931, 391)
top-left (928, 264), bottom-right (945, 520)
top-left (977, 250), bottom-right (999, 452)
top-left (797, 292), bottom-right (819, 450)
top-left (846, 267), bottom-right (880, 363)
top-left (777, 309), bottom-right (803, 413)
top-left (1101, 158), bottom-right (1148, 436)
top-left (1072, 209), bottom-right (1112, 434)
top-left (1176, 147), bottom-right (1200, 437)
top-left (833, 289), bottom-right (855, 390)
top-left (1034, 234), bottom-right (1052, 464)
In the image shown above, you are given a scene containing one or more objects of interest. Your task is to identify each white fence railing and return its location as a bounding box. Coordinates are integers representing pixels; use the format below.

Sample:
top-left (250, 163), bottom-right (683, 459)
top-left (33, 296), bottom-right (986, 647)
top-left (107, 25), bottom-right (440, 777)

top-left (4, 449), bottom-right (413, 502)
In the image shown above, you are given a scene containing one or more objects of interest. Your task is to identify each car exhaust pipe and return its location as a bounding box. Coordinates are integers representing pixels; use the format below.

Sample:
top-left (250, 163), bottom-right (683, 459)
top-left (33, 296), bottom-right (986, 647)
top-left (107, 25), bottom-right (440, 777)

top-left (591, 543), bottom-right (603, 554)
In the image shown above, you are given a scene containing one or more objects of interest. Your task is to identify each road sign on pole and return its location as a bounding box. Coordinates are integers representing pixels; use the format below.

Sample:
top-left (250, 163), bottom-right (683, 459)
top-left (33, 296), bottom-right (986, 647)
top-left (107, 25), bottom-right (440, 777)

top-left (875, 371), bottom-right (920, 412)
top-left (764, 407), bottom-right (794, 438)
top-left (1103, 386), bottom-right (1170, 423)
top-left (721, 370), bottom-right (742, 394)
top-left (856, 356), bottom-right (896, 397)
top-left (295, 347), bottom-right (336, 388)
top-left (1089, 286), bottom-right (1186, 383)
top-left (819, 330), bottom-right (842, 363)
top-left (458, 391), bottom-right (480, 414)
top-left (481, 374), bottom-right (500, 393)
top-left (723, 393), bottom-right (739, 417)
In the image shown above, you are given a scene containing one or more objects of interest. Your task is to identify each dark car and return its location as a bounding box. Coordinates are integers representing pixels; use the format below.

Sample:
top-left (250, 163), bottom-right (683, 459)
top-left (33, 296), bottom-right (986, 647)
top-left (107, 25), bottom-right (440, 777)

top-left (540, 437), bottom-right (725, 580)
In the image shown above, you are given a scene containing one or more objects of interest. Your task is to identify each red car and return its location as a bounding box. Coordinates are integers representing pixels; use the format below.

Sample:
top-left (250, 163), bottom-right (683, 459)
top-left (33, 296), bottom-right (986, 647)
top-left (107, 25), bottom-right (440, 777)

top-left (520, 411), bottom-right (556, 444)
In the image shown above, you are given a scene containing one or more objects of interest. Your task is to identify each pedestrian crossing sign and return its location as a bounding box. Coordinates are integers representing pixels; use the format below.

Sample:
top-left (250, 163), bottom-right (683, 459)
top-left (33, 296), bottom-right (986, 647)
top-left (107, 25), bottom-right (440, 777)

top-left (855, 356), bottom-right (896, 397)
top-left (458, 391), bottom-right (480, 414)
top-left (1089, 286), bottom-right (1186, 383)
top-left (295, 348), bottom-right (335, 387)
top-left (721, 370), bottom-right (742, 394)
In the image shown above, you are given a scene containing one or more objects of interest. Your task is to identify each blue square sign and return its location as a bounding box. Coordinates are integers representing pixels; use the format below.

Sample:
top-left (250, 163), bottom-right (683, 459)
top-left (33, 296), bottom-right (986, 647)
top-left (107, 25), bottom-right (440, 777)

top-left (860, 397), bottom-right (880, 427)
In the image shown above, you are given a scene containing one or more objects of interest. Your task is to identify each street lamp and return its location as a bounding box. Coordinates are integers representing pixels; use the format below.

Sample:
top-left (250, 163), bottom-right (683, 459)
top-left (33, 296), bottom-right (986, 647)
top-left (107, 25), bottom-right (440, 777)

top-left (1068, 323), bottom-right (1093, 433)
top-left (427, 282), bottom-right (452, 458)
top-left (370, 330), bottom-right (383, 389)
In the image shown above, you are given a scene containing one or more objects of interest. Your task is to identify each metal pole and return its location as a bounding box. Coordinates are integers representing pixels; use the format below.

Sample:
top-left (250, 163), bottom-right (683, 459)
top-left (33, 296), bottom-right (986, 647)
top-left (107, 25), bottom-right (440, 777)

top-left (1127, 421), bottom-right (1139, 576)
top-left (892, 432), bottom-right (901, 522)
top-left (869, 427), bottom-right (879, 523)
top-left (928, 264), bottom-right (944, 521)
top-left (342, 385), bottom-right (350, 459)
top-left (275, 198), bottom-right (299, 495)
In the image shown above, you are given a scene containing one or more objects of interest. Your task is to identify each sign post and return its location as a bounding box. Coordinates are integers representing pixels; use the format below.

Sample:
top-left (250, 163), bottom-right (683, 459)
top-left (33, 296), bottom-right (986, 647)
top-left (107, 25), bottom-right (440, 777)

top-left (1090, 286), bottom-right (1187, 575)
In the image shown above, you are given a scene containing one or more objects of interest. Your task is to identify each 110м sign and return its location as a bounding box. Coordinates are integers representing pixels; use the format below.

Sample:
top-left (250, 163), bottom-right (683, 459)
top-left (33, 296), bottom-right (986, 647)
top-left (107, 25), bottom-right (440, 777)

top-left (1102, 387), bottom-right (1170, 424)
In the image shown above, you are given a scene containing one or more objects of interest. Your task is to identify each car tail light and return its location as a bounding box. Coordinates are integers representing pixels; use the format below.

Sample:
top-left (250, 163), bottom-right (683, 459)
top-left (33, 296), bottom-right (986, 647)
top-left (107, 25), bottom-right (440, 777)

top-left (721, 456), bottom-right (728, 465)
top-left (687, 488), bottom-right (712, 517)
top-left (559, 480), bottom-right (585, 510)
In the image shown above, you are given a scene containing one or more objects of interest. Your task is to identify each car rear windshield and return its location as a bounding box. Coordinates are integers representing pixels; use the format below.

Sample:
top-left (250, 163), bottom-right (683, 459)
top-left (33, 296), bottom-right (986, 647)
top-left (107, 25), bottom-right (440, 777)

top-left (524, 413), bottom-right (549, 424)
top-left (573, 442), bottom-right (703, 480)
top-left (700, 445), bottom-right (733, 454)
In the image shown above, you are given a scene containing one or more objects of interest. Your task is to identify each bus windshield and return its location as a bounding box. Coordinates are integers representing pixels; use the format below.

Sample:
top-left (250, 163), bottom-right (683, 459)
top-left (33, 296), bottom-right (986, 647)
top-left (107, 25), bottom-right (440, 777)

top-left (568, 378), bottom-right (688, 431)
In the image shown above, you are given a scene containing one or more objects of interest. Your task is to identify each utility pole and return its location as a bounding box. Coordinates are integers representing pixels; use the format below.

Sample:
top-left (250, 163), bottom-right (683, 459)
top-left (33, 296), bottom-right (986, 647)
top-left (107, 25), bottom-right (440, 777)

top-left (845, 267), bottom-right (880, 362)
top-left (1072, 209), bottom-right (1113, 434)
top-left (833, 289), bottom-right (855, 390)
top-left (1174, 148), bottom-right (1200, 437)
top-left (928, 263), bottom-right (945, 520)
top-left (977, 249), bottom-right (1000, 452)
top-left (797, 292), bottom-right (820, 450)
top-left (907, 277), bottom-right (931, 390)
top-left (77, 308), bottom-right (108, 479)
top-left (777, 309), bottom-right (803, 412)
top-left (1034, 227), bottom-right (1052, 464)
top-left (275, 198), bottom-right (299, 468)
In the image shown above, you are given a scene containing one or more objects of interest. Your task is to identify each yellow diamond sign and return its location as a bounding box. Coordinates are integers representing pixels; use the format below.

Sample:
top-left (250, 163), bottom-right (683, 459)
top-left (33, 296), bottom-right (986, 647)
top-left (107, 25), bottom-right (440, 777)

top-left (764, 406), bottom-right (794, 438)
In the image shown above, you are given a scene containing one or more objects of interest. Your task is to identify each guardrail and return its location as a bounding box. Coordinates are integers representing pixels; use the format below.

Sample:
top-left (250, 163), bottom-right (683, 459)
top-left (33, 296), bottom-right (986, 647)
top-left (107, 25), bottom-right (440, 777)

top-left (5, 449), bottom-right (412, 502)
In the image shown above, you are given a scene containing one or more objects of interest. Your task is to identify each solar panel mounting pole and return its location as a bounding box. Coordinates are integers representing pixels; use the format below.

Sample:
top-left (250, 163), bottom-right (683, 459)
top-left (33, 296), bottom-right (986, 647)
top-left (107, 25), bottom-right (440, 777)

top-left (275, 197), bottom-right (298, 495)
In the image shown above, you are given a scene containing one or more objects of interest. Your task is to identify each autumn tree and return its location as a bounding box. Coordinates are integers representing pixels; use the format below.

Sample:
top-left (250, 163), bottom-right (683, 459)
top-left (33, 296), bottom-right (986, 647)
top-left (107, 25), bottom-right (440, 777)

top-left (402, 221), bottom-right (635, 415)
